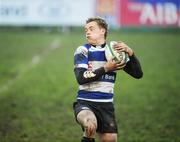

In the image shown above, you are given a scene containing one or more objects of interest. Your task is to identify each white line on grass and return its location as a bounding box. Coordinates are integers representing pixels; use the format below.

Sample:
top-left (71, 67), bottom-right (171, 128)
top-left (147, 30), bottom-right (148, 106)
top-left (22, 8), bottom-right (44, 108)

top-left (0, 39), bottom-right (60, 94)
top-left (29, 39), bottom-right (60, 67)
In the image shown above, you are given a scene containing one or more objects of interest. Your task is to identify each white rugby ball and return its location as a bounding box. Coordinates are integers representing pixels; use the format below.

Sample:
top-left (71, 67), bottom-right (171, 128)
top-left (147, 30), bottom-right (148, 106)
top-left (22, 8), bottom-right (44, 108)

top-left (105, 41), bottom-right (129, 62)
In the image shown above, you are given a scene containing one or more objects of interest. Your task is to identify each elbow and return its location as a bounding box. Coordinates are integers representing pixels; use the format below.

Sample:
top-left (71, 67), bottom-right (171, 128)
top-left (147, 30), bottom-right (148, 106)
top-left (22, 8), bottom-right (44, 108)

top-left (77, 78), bottom-right (87, 85)
top-left (79, 82), bottom-right (85, 85)
top-left (134, 71), bottom-right (143, 79)
top-left (77, 79), bottom-right (84, 85)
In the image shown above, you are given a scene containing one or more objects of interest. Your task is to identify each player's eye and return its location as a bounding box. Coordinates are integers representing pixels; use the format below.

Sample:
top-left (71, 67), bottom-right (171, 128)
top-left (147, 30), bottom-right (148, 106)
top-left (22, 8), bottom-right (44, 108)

top-left (89, 27), bottom-right (94, 32)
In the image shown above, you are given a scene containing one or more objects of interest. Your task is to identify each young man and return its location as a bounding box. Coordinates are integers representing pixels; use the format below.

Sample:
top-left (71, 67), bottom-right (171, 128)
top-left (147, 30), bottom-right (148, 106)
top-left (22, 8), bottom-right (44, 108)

top-left (73, 17), bottom-right (143, 142)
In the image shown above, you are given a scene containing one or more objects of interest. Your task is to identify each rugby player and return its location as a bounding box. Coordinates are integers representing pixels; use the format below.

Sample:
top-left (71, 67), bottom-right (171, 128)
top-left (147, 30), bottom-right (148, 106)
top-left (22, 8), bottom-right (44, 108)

top-left (73, 17), bottom-right (143, 142)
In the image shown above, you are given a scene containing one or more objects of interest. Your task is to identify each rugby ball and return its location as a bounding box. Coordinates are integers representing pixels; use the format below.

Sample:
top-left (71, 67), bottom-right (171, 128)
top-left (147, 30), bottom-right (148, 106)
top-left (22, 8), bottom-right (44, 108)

top-left (105, 41), bottom-right (130, 63)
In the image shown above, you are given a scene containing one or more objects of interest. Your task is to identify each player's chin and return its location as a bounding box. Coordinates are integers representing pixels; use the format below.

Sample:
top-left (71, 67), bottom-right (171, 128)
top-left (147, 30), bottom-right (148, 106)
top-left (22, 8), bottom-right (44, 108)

top-left (87, 38), bottom-right (95, 45)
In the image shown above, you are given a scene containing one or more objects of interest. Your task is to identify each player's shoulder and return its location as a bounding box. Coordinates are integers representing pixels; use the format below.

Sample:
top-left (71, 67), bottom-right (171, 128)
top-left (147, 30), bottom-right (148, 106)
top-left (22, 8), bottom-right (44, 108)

top-left (76, 43), bottom-right (90, 50)
top-left (74, 43), bottom-right (91, 55)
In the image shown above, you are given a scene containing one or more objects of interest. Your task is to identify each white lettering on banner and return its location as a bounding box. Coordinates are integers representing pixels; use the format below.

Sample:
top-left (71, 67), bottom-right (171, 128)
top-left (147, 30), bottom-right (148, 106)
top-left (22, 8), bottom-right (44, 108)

top-left (38, 2), bottom-right (70, 17)
top-left (140, 2), bottom-right (178, 25)
top-left (0, 0), bottom-right (95, 26)
top-left (164, 3), bottom-right (178, 24)
top-left (140, 3), bottom-right (156, 24)
top-left (0, 6), bottom-right (26, 17)
top-left (156, 3), bottom-right (163, 24)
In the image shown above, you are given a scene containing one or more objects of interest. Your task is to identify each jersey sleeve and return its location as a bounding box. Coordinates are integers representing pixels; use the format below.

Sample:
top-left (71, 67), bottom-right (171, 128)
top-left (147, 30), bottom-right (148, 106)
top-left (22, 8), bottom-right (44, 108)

top-left (123, 54), bottom-right (143, 79)
top-left (74, 46), bottom-right (106, 85)
top-left (74, 46), bottom-right (88, 69)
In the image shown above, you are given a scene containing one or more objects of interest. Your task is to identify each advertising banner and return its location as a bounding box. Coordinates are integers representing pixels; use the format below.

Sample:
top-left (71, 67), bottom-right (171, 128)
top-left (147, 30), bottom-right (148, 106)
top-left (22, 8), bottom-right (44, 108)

top-left (119, 0), bottom-right (180, 27)
top-left (95, 0), bottom-right (119, 27)
top-left (0, 0), bottom-right (95, 26)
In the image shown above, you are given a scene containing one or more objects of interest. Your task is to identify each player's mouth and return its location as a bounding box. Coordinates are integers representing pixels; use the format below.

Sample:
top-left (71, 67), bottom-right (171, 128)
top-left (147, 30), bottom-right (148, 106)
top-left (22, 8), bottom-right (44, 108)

top-left (86, 35), bottom-right (90, 39)
top-left (86, 34), bottom-right (92, 39)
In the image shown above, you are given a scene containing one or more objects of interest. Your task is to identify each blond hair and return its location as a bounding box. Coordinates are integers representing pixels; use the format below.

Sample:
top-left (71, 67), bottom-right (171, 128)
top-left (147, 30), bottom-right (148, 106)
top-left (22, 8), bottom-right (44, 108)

top-left (86, 17), bottom-right (108, 39)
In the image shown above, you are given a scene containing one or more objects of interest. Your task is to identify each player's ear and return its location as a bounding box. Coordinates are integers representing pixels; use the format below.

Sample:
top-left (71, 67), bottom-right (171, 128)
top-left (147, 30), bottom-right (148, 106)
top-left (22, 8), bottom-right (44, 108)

top-left (100, 28), bottom-right (106, 37)
top-left (101, 28), bottom-right (105, 34)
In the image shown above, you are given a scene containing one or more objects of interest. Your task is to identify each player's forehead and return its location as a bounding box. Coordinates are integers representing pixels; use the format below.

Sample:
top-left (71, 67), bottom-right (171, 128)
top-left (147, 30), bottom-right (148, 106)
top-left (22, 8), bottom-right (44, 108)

top-left (85, 21), bottom-right (98, 29)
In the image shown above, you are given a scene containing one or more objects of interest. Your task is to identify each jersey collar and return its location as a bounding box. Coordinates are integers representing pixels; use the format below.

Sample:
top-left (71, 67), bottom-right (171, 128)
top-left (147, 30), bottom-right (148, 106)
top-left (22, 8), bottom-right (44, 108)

top-left (91, 43), bottom-right (106, 48)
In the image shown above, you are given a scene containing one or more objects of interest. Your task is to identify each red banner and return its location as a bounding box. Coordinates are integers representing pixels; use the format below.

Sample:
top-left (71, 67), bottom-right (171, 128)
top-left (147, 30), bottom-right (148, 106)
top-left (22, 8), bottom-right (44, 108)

top-left (119, 0), bottom-right (180, 27)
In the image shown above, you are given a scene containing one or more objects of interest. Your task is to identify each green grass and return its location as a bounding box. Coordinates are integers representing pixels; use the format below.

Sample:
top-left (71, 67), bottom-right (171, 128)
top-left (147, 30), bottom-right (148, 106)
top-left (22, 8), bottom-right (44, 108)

top-left (0, 30), bottom-right (179, 142)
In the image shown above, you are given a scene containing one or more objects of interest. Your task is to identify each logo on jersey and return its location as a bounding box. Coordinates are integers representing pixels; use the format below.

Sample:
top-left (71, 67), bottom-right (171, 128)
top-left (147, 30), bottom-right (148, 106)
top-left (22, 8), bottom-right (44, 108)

top-left (83, 71), bottom-right (96, 78)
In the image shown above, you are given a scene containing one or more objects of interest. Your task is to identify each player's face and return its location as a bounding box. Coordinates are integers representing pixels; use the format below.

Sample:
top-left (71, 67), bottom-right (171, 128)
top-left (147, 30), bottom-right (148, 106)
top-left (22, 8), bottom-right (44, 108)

top-left (85, 21), bottom-right (105, 45)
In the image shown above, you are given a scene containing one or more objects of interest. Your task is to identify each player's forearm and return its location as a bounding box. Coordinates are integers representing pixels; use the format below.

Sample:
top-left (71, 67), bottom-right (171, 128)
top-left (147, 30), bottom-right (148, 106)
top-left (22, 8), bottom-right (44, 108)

top-left (74, 67), bottom-right (106, 85)
top-left (123, 54), bottom-right (143, 79)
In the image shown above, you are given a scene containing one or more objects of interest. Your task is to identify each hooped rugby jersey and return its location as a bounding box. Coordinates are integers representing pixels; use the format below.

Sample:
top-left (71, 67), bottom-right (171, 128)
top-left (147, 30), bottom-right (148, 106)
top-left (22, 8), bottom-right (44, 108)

top-left (74, 43), bottom-right (116, 102)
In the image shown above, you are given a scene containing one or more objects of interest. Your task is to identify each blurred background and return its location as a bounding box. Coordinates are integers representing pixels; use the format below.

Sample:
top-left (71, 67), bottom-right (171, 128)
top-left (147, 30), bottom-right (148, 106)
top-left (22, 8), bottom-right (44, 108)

top-left (0, 0), bottom-right (180, 142)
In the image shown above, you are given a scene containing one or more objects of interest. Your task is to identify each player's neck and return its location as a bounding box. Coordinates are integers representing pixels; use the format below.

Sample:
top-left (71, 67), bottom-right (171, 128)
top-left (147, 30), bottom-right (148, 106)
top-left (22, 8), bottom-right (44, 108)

top-left (91, 42), bottom-right (106, 48)
top-left (90, 38), bottom-right (106, 46)
top-left (97, 38), bottom-right (106, 45)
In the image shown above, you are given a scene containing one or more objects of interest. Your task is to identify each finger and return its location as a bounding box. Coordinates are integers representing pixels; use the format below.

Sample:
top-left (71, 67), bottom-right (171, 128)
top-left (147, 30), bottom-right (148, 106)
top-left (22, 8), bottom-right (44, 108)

top-left (116, 42), bottom-right (127, 47)
top-left (116, 64), bottom-right (126, 69)
top-left (116, 64), bottom-right (126, 68)
top-left (114, 43), bottom-right (123, 48)
top-left (116, 59), bottom-right (126, 64)
top-left (113, 45), bottom-right (119, 50)
top-left (116, 48), bottom-right (125, 53)
top-left (115, 60), bottom-right (122, 64)
top-left (109, 59), bottom-right (115, 64)
top-left (117, 42), bottom-right (125, 47)
top-left (116, 67), bottom-right (122, 70)
top-left (119, 41), bottom-right (128, 47)
top-left (116, 60), bottom-right (126, 66)
top-left (113, 46), bottom-right (123, 51)
top-left (117, 41), bottom-right (123, 44)
top-left (116, 66), bottom-right (124, 70)
top-left (116, 64), bottom-right (126, 70)
top-left (121, 60), bottom-right (126, 64)
top-left (114, 45), bottom-right (126, 52)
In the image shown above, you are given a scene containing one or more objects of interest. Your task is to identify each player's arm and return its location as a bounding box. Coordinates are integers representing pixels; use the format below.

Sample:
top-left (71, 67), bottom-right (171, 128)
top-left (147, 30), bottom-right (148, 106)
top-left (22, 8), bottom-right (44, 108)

top-left (123, 54), bottom-right (143, 79)
top-left (74, 45), bottom-right (124, 85)
top-left (74, 67), bottom-right (105, 85)
top-left (74, 46), bottom-right (106, 85)
top-left (74, 60), bottom-right (125, 85)
top-left (113, 41), bottom-right (143, 78)
top-left (75, 60), bottom-right (126, 85)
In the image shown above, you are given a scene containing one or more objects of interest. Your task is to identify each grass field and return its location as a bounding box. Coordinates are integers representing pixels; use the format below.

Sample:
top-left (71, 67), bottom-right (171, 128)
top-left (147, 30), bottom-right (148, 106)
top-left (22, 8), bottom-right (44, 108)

top-left (0, 30), bottom-right (180, 142)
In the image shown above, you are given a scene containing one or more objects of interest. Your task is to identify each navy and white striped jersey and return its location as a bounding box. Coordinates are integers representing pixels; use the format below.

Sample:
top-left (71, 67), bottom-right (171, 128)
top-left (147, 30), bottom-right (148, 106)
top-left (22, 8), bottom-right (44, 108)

top-left (74, 43), bottom-right (117, 102)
